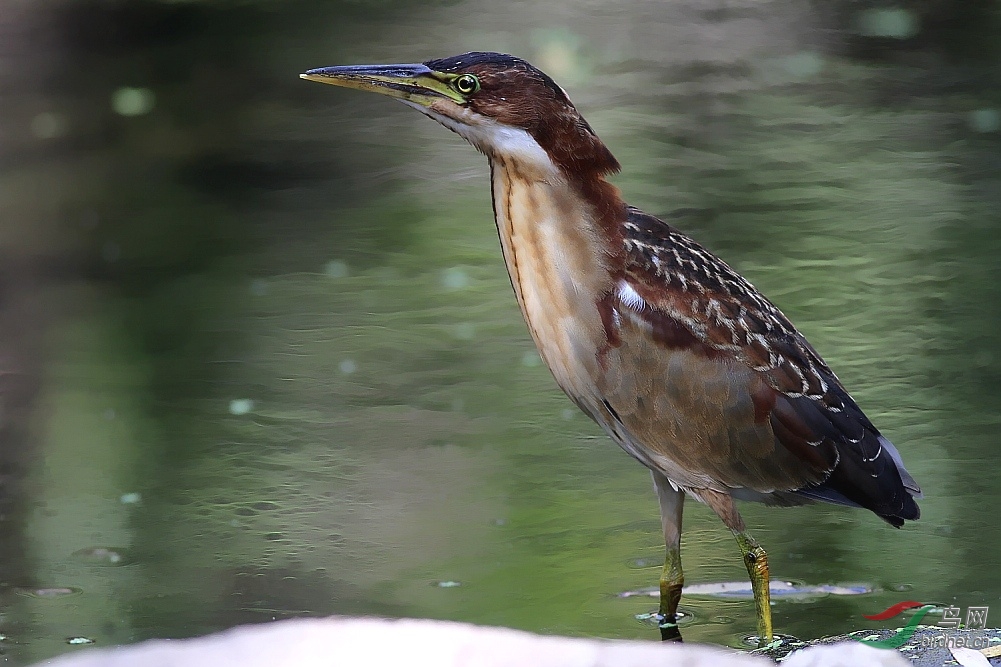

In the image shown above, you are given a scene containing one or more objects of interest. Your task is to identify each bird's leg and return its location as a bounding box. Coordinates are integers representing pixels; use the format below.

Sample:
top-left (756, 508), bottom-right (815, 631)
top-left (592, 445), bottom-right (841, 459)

top-left (699, 489), bottom-right (773, 646)
top-left (734, 530), bottom-right (773, 645)
top-left (652, 472), bottom-right (685, 642)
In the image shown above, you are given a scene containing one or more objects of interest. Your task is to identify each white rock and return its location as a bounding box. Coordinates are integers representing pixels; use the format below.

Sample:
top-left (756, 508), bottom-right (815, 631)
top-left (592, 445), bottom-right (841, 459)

top-left (33, 617), bottom-right (907, 667)
top-left (783, 641), bottom-right (910, 667)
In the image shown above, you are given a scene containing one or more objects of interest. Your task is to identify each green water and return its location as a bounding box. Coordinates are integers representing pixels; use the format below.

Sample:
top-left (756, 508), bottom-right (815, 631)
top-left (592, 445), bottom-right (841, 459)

top-left (2, 1), bottom-right (1001, 664)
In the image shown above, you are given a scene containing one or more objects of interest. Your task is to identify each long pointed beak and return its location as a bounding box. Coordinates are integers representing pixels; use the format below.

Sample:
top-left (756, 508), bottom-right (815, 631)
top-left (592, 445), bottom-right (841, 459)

top-left (300, 63), bottom-right (463, 106)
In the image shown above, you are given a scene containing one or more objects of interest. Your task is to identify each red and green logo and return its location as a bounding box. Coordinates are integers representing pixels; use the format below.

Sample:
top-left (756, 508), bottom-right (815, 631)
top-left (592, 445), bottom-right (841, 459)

top-left (858, 601), bottom-right (936, 649)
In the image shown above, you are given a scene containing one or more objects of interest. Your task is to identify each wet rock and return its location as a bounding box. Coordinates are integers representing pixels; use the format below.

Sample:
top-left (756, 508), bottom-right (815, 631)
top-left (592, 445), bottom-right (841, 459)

top-left (791, 626), bottom-right (1001, 667)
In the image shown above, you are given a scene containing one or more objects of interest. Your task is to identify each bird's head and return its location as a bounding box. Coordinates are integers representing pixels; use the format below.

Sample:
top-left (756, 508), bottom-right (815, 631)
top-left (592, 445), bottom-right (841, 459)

top-left (301, 52), bottom-right (620, 181)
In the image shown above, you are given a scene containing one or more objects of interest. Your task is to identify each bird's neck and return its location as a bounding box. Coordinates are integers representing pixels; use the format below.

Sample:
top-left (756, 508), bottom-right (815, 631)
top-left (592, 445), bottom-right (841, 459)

top-left (488, 150), bottom-right (625, 391)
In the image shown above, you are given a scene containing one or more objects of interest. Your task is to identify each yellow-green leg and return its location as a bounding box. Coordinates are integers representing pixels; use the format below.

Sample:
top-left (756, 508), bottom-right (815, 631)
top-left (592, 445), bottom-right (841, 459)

top-left (653, 473), bottom-right (685, 641)
top-left (735, 531), bottom-right (773, 645)
top-left (658, 546), bottom-right (684, 641)
top-left (699, 488), bottom-right (774, 646)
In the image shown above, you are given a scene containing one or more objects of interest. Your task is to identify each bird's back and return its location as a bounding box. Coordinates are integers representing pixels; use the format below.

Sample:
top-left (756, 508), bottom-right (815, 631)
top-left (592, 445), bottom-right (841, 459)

top-left (592, 207), bottom-right (921, 526)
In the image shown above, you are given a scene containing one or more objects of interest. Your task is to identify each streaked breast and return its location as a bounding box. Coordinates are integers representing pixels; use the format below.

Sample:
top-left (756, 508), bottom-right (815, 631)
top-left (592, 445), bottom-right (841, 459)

top-left (488, 152), bottom-right (612, 398)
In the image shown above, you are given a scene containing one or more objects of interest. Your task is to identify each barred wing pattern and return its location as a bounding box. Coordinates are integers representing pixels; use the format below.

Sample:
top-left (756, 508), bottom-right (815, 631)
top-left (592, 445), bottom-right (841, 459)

top-left (617, 207), bottom-right (920, 526)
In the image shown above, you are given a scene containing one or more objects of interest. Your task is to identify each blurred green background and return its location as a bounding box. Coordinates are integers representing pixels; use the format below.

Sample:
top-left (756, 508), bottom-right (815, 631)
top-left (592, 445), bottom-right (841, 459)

top-left (1, 0), bottom-right (1000, 664)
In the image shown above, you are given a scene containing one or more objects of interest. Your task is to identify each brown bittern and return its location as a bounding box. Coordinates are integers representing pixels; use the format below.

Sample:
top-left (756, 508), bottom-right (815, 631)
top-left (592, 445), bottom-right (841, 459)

top-left (301, 53), bottom-right (922, 644)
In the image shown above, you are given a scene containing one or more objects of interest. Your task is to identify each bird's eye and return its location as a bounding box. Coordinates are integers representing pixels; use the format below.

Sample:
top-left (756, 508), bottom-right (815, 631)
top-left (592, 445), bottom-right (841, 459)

top-left (453, 74), bottom-right (480, 95)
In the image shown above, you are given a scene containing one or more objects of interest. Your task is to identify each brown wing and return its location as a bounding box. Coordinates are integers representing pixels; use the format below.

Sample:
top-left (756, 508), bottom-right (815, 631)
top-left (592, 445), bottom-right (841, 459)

top-left (617, 206), bottom-right (920, 525)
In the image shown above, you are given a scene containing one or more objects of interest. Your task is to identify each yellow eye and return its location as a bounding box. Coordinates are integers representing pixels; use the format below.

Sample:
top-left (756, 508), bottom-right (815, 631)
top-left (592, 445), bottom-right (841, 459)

top-left (453, 74), bottom-right (480, 95)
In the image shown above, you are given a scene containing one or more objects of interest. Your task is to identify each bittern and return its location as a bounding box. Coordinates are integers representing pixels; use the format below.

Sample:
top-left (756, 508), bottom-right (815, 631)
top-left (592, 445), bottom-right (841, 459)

top-left (301, 52), bottom-right (922, 644)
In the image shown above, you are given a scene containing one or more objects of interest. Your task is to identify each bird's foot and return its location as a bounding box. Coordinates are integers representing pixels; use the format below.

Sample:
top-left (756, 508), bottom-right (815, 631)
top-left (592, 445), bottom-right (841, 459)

top-left (658, 618), bottom-right (683, 642)
top-left (655, 612), bottom-right (684, 642)
top-left (746, 633), bottom-right (805, 658)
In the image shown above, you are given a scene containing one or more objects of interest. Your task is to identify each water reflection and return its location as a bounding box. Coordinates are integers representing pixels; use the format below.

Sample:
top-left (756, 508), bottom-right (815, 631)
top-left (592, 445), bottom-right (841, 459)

top-left (1, 0), bottom-right (1000, 664)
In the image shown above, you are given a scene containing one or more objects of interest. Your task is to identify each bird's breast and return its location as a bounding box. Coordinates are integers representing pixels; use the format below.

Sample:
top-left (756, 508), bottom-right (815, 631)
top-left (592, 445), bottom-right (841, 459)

top-left (489, 158), bottom-right (613, 398)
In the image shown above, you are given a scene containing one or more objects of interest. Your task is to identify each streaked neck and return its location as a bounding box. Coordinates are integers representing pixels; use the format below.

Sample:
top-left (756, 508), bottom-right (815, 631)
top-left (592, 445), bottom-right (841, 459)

top-left (487, 142), bottom-right (620, 388)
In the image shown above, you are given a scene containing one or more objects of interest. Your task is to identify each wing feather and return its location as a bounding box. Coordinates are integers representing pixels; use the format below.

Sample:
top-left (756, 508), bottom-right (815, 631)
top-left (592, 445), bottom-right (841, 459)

top-left (619, 206), bottom-right (920, 524)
